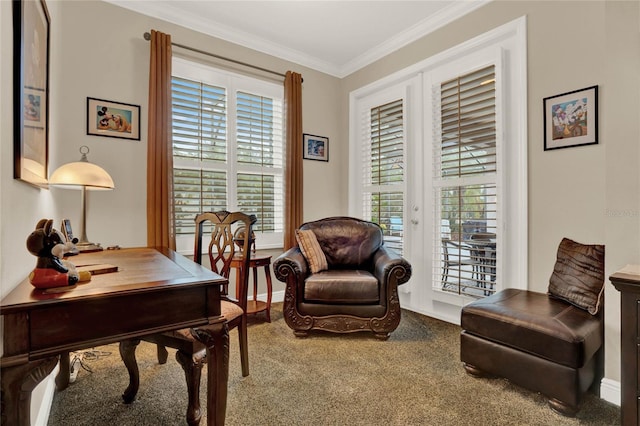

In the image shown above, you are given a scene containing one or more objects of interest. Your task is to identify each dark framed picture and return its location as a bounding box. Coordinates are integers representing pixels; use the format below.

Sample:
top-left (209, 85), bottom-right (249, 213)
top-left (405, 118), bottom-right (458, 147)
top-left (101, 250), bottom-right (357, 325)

top-left (13, 0), bottom-right (50, 188)
top-left (87, 97), bottom-right (141, 140)
top-left (543, 85), bottom-right (598, 151)
top-left (303, 134), bottom-right (329, 162)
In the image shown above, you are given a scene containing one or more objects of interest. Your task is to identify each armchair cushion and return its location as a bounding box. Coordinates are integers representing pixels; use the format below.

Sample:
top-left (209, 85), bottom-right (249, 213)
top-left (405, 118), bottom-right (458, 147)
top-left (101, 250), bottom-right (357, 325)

top-left (461, 289), bottom-right (603, 369)
top-left (548, 237), bottom-right (605, 315)
top-left (304, 270), bottom-right (379, 304)
top-left (296, 229), bottom-right (328, 273)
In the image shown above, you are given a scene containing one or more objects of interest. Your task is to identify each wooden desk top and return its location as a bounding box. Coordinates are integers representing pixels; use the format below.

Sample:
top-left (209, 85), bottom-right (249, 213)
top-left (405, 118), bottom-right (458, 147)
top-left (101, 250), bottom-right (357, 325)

top-left (1, 247), bottom-right (224, 314)
top-left (1, 247), bottom-right (228, 361)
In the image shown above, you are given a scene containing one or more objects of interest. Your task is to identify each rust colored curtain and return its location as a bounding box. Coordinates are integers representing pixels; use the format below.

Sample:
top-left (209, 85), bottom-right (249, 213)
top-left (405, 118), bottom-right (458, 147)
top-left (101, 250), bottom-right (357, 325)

top-left (146, 30), bottom-right (176, 250)
top-left (283, 71), bottom-right (303, 250)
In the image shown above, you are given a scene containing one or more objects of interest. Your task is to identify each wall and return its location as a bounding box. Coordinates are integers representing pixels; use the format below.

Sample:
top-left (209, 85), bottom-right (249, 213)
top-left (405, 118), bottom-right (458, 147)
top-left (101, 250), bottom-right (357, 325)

top-left (49, 1), bottom-right (343, 252)
top-left (1, 1), bottom-right (342, 423)
top-left (340, 0), bottom-right (640, 387)
top-left (3, 0), bottom-right (638, 421)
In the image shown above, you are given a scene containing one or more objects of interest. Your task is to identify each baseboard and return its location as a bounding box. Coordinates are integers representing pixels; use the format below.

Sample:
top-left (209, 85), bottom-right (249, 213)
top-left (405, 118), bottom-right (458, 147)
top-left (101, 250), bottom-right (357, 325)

top-left (33, 362), bottom-right (59, 426)
top-left (269, 289), bottom-right (285, 304)
top-left (600, 378), bottom-right (621, 406)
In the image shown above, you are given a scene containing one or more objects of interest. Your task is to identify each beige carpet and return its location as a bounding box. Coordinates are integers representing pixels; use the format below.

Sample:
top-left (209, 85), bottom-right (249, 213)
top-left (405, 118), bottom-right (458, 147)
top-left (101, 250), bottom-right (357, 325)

top-left (48, 304), bottom-right (620, 425)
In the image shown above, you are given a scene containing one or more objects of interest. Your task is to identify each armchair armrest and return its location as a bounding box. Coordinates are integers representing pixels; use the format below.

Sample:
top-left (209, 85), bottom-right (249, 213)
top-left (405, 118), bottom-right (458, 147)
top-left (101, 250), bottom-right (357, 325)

top-left (274, 247), bottom-right (309, 283)
top-left (373, 246), bottom-right (412, 286)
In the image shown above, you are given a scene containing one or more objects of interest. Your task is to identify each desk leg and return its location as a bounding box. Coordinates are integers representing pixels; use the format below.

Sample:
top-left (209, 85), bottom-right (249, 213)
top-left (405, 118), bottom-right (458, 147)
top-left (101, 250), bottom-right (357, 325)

top-left (119, 339), bottom-right (141, 403)
top-left (191, 319), bottom-right (229, 426)
top-left (1, 356), bottom-right (58, 426)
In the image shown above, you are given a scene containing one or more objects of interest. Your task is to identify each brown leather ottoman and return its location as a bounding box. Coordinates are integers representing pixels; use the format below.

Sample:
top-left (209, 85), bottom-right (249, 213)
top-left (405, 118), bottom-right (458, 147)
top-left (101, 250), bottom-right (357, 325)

top-left (460, 288), bottom-right (604, 416)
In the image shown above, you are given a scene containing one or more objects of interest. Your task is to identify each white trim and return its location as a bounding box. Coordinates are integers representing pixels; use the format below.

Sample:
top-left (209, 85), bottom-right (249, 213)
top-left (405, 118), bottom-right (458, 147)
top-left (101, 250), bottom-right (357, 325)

top-left (104, 0), bottom-right (492, 78)
top-left (340, 0), bottom-right (492, 77)
top-left (599, 378), bottom-right (621, 407)
top-left (33, 363), bottom-right (59, 426)
top-left (350, 16), bottom-right (528, 318)
top-left (351, 16), bottom-right (527, 99)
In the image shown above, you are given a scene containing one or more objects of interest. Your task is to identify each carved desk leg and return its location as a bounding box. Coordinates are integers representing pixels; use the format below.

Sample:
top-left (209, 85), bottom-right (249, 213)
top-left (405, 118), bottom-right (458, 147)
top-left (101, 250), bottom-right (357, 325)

top-left (191, 318), bottom-right (229, 426)
top-left (1, 356), bottom-right (58, 426)
top-left (119, 339), bottom-right (141, 403)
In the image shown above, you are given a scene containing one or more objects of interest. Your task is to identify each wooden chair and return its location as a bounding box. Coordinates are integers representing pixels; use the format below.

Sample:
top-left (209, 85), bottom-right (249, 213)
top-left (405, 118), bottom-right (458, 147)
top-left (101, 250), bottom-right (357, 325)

top-left (120, 211), bottom-right (256, 426)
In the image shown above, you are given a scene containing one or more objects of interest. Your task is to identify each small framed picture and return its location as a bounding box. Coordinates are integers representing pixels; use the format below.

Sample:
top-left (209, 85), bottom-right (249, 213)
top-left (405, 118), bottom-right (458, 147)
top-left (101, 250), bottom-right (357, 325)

top-left (303, 134), bottom-right (329, 162)
top-left (543, 85), bottom-right (598, 151)
top-left (87, 97), bottom-right (141, 140)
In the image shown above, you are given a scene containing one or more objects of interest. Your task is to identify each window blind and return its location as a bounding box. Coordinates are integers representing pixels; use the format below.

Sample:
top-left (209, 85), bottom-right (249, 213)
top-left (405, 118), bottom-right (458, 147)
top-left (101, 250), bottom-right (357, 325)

top-left (235, 91), bottom-right (284, 233)
top-left (172, 77), bottom-right (227, 163)
top-left (171, 65), bottom-right (284, 240)
top-left (363, 99), bottom-right (405, 253)
top-left (433, 65), bottom-right (498, 297)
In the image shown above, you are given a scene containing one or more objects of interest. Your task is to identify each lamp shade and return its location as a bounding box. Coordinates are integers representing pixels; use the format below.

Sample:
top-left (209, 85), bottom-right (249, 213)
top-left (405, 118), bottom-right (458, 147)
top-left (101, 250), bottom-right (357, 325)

top-left (49, 161), bottom-right (114, 190)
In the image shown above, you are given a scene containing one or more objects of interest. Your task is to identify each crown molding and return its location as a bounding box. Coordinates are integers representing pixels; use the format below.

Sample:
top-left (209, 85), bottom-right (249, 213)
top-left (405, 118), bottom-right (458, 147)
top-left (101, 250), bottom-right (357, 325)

top-left (338, 0), bottom-right (492, 77)
top-left (104, 0), bottom-right (492, 78)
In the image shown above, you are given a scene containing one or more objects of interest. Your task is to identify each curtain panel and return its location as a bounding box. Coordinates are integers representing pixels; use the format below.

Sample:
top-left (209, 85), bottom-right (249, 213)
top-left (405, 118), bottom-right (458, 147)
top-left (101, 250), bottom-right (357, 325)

top-left (283, 71), bottom-right (303, 250)
top-left (146, 30), bottom-right (176, 250)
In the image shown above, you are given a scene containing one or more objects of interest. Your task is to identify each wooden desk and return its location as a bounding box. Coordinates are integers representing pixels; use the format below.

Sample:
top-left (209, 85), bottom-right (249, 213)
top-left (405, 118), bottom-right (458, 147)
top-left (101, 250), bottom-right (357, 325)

top-left (0, 247), bottom-right (229, 426)
top-left (610, 267), bottom-right (640, 426)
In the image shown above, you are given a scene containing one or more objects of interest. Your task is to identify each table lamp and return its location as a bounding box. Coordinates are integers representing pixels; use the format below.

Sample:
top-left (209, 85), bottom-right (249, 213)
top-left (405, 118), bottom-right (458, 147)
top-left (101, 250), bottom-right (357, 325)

top-left (49, 146), bottom-right (115, 252)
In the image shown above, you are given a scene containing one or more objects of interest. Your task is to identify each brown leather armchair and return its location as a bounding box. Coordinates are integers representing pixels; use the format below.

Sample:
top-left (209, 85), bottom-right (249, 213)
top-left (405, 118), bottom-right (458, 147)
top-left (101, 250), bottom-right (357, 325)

top-left (273, 217), bottom-right (412, 340)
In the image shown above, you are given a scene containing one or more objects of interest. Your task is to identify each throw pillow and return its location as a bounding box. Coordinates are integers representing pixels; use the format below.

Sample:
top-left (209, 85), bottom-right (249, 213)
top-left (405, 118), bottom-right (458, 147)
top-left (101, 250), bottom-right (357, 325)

top-left (295, 229), bottom-right (328, 273)
top-left (548, 237), bottom-right (605, 315)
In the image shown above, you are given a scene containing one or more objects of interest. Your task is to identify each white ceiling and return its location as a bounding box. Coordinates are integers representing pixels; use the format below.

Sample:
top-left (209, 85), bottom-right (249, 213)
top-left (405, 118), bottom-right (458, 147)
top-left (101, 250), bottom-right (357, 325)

top-left (105, 0), bottom-right (490, 77)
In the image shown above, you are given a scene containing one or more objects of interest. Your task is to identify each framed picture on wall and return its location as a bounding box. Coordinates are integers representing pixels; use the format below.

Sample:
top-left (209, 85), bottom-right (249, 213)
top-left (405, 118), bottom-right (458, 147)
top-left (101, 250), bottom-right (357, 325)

top-left (87, 97), bottom-right (141, 140)
top-left (13, 0), bottom-right (50, 188)
top-left (543, 85), bottom-right (598, 151)
top-left (303, 134), bottom-right (329, 162)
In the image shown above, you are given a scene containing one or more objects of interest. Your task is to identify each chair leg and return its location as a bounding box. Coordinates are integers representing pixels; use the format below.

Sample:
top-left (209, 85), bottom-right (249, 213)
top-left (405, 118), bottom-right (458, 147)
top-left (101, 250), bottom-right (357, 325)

top-left (55, 351), bottom-right (70, 390)
top-left (157, 344), bottom-right (169, 364)
top-left (176, 349), bottom-right (205, 426)
top-left (238, 316), bottom-right (249, 377)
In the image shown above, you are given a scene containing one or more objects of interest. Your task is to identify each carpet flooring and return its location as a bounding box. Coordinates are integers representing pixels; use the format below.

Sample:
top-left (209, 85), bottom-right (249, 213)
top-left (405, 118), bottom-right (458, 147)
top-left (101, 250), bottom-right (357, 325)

top-left (47, 304), bottom-right (620, 425)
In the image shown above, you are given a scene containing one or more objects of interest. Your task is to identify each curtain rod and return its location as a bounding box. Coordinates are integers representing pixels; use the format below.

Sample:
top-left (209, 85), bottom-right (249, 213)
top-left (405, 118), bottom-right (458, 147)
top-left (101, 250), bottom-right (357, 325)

top-left (143, 32), bottom-right (290, 80)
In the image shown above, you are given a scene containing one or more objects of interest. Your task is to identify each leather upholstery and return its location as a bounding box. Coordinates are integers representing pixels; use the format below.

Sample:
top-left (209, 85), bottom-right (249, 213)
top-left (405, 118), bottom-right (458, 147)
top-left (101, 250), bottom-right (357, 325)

top-left (300, 217), bottom-right (384, 269)
top-left (461, 289), bottom-right (602, 369)
top-left (304, 270), bottom-right (379, 304)
top-left (460, 288), bottom-right (604, 416)
top-left (274, 216), bottom-right (411, 339)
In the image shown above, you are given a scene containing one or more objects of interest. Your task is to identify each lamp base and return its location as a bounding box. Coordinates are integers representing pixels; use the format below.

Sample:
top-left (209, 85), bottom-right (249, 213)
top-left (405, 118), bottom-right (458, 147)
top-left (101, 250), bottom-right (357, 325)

top-left (76, 242), bottom-right (104, 253)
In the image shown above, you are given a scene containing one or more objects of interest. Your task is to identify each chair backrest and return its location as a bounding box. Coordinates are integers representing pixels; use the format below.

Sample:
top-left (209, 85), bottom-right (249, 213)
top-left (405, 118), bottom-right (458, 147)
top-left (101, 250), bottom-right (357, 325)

top-left (194, 211), bottom-right (257, 304)
top-left (299, 216), bottom-right (383, 269)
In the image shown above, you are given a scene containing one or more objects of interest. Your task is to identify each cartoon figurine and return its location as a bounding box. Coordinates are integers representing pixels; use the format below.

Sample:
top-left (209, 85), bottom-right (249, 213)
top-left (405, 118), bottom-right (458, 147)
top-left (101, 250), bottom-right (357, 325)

top-left (26, 219), bottom-right (90, 289)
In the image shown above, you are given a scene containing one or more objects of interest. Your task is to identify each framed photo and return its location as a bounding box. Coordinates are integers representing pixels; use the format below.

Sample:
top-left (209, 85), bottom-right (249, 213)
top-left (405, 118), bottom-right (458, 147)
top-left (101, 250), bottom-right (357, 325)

top-left (87, 97), bottom-right (141, 140)
top-left (13, 0), bottom-right (50, 188)
top-left (543, 85), bottom-right (598, 151)
top-left (303, 134), bottom-right (329, 162)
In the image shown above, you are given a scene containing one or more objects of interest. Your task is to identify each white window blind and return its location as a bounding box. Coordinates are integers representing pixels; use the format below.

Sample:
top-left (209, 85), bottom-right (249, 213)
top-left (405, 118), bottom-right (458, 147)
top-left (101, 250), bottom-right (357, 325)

top-left (363, 99), bottom-right (405, 253)
top-left (236, 91), bottom-right (284, 233)
top-left (433, 65), bottom-right (498, 297)
top-left (171, 59), bottom-right (284, 246)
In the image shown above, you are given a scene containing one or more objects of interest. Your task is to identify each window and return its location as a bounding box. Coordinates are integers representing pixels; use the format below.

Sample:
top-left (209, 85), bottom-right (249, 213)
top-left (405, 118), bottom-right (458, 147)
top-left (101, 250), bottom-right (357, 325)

top-left (433, 65), bottom-right (498, 297)
top-left (360, 97), bottom-right (406, 253)
top-left (349, 18), bottom-right (527, 320)
top-left (172, 58), bottom-right (284, 251)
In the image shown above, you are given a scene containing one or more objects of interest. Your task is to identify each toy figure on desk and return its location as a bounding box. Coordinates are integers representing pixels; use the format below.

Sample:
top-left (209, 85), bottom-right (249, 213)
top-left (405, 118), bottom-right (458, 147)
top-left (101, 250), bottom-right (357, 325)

top-left (26, 219), bottom-right (91, 289)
